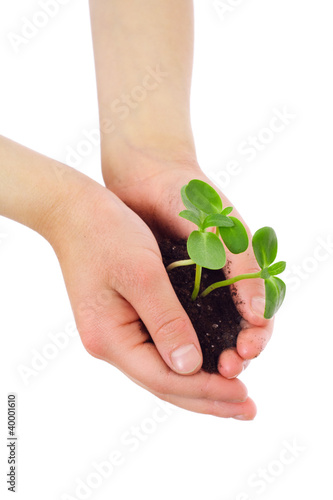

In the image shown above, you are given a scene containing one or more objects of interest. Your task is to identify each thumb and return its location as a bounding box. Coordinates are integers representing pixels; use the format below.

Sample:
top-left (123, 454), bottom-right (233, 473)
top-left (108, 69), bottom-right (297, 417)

top-left (223, 232), bottom-right (274, 360)
top-left (226, 250), bottom-right (267, 326)
top-left (117, 256), bottom-right (203, 375)
top-left (219, 209), bottom-right (267, 326)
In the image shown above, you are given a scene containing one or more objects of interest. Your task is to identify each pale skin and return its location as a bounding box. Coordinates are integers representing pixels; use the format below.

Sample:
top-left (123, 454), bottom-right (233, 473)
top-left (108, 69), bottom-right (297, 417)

top-left (0, 136), bottom-right (254, 419)
top-left (89, 2), bottom-right (273, 377)
top-left (0, 0), bottom-right (274, 421)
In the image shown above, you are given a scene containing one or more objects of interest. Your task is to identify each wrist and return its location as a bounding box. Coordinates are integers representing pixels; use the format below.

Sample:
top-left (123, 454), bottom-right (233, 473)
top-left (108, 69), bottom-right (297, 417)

top-left (35, 166), bottom-right (118, 261)
top-left (36, 168), bottom-right (101, 253)
top-left (100, 132), bottom-right (198, 190)
top-left (0, 137), bottom-right (107, 254)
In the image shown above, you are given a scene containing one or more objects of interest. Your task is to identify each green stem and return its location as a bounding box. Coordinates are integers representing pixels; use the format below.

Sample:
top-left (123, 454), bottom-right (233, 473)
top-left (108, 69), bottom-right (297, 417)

top-left (200, 271), bottom-right (262, 298)
top-left (191, 264), bottom-right (202, 301)
top-left (166, 259), bottom-right (195, 272)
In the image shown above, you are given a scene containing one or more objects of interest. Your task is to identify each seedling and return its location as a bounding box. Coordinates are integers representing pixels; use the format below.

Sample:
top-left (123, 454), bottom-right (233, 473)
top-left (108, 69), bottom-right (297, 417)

top-left (166, 179), bottom-right (286, 319)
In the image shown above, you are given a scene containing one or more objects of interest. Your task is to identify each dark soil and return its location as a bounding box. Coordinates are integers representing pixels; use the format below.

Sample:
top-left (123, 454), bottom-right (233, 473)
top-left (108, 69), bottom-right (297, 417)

top-left (159, 239), bottom-right (243, 373)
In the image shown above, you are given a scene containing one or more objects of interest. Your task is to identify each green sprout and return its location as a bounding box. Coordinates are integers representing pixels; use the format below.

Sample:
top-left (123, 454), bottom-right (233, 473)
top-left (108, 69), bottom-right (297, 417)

top-left (166, 179), bottom-right (286, 319)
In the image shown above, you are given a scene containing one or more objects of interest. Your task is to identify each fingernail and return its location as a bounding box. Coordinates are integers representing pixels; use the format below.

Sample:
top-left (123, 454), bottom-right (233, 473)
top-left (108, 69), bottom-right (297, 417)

top-left (171, 344), bottom-right (201, 374)
top-left (251, 296), bottom-right (265, 317)
top-left (233, 415), bottom-right (250, 421)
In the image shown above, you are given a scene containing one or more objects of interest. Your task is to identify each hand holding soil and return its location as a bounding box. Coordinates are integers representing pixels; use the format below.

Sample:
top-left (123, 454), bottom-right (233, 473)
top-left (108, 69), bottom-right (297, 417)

top-left (54, 173), bottom-right (257, 420)
top-left (101, 160), bottom-right (278, 380)
top-left (0, 137), bottom-right (256, 419)
top-left (0, 0), bottom-right (286, 422)
top-left (89, 0), bottom-right (282, 383)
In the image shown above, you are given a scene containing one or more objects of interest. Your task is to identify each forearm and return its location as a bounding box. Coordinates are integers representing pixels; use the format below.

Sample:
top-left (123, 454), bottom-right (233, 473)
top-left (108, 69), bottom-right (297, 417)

top-left (0, 136), bottom-right (103, 250)
top-left (89, 0), bottom-right (197, 172)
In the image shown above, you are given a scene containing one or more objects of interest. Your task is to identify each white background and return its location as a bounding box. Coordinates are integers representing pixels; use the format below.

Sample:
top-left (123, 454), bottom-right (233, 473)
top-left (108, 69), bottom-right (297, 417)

top-left (0, 0), bottom-right (332, 499)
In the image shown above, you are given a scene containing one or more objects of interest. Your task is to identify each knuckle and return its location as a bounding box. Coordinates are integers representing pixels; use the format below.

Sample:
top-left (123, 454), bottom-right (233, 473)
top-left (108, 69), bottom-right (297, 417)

top-left (80, 329), bottom-right (107, 360)
top-left (246, 266), bottom-right (262, 274)
top-left (136, 253), bottom-right (162, 285)
top-left (135, 266), bottom-right (153, 291)
top-left (153, 313), bottom-right (190, 346)
top-left (113, 252), bottom-right (162, 295)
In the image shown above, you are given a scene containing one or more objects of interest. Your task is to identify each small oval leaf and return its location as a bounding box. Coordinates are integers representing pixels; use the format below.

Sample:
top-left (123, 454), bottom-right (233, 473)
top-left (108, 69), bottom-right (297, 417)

top-left (219, 217), bottom-right (249, 254)
top-left (222, 206), bottom-right (233, 216)
top-left (179, 210), bottom-right (202, 228)
top-left (181, 185), bottom-right (201, 215)
top-left (203, 214), bottom-right (234, 229)
top-left (185, 180), bottom-right (222, 214)
top-left (252, 227), bottom-right (277, 269)
top-left (187, 231), bottom-right (226, 269)
top-left (267, 261), bottom-right (286, 276)
top-left (264, 277), bottom-right (286, 319)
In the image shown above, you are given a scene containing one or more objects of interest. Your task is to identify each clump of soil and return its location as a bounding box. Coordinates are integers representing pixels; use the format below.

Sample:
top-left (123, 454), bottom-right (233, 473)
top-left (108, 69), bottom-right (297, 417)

top-left (159, 239), bottom-right (243, 373)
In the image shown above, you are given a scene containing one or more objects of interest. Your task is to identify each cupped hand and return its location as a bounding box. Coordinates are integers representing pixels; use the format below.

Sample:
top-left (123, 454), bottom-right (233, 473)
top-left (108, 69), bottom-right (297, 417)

top-left (102, 151), bottom-right (274, 380)
top-left (51, 177), bottom-right (255, 419)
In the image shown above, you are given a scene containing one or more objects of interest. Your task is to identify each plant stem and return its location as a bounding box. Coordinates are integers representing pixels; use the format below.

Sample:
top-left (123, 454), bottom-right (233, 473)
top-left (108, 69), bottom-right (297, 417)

top-left (200, 271), bottom-right (262, 298)
top-left (191, 264), bottom-right (202, 301)
top-left (166, 259), bottom-right (195, 272)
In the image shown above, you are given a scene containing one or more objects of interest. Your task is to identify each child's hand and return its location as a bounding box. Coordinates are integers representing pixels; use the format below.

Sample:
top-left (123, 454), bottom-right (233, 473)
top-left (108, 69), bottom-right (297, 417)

top-left (50, 176), bottom-right (255, 419)
top-left (0, 136), bottom-right (255, 419)
top-left (102, 152), bottom-right (273, 380)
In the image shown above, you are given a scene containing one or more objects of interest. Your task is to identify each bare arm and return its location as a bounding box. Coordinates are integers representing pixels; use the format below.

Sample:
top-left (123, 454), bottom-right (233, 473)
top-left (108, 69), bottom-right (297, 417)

top-left (88, 0), bottom-right (273, 381)
top-left (0, 135), bottom-right (254, 419)
top-left (89, 0), bottom-right (197, 180)
top-left (0, 136), bottom-right (76, 243)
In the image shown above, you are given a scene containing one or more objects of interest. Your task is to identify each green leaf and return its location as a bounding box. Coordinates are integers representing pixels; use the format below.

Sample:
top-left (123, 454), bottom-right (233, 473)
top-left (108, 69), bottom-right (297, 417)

top-left (179, 210), bottom-right (202, 228)
top-left (202, 214), bottom-right (234, 230)
top-left (180, 185), bottom-right (201, 214)
top-left (252, 227), bottom-right (277, 269)
top-left (260, 268), bottom-right (271, 280)
top-left (264, 277), bottom-right (286, 319)
top-left (187, 231), bottom-right (226, 269)
top-left (219, 217), bottom-right (249, 254)
top-left (222, 207), bottom-right (233, 216)
top-left (185, 179), bottom-right (222, 214)
top-left (267, 261), bottom-right (286, 276)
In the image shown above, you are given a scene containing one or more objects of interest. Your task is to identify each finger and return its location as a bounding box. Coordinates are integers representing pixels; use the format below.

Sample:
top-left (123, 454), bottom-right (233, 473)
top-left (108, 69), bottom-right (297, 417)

top-left (78, 290), bottom-right (249, 402)
top-left (211, 190), bottom-right (276, 360)
top-left (153, 393), bottom-right (257, 420)
top-left (114, 332), bottom-right (249, 403)
top-left (115, 253), bottom-right (204, 375)
top-left (228, 269), bottom-right (268, 328)
top-left (237, 322), bottom-right (274, 360)
top-left (217, 348), bottom-right (246, 379)
top-left (166, 174), bottom-right (275, 363)
top-left (161, 174), bottom-right (271, 330)
top-left (86, 304), bottom-right (250, 404)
